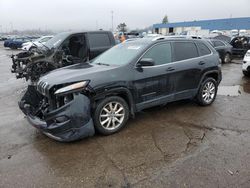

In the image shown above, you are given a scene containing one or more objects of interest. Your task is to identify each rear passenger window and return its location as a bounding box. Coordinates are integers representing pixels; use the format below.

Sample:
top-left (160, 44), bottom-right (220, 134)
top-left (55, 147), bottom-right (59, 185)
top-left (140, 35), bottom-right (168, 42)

top-left (142, 43), bottom-right (172, 65)
top-left (88, 33), bottom-right (111, 48)
top-left (213, 41), bottom-right (225, 47)
top-left (173, 42), bottom-right (199, 61)
top-left (197, 42), bottom-right (211, 56)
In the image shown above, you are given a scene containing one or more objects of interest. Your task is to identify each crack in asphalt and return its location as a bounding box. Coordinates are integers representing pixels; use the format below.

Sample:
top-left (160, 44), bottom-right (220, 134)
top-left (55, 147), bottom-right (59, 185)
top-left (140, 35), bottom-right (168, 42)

top-left (214, 110), bottom-right (250, 121)
top-left (172, 119), bottom-right (249, 135)
top-left (151, 131), bottom-right (165, 156)
top-left (183, 128), bottom-right (205, 153)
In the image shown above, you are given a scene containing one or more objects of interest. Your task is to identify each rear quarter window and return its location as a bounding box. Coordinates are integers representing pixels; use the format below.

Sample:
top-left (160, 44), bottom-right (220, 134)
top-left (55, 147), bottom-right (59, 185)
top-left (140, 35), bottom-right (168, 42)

top-left (173, 42), bottom-right (199, 61)
top-left (197, 42), bottom-right (211, 56)
top-left (88, 33), bottom-right (111, 48)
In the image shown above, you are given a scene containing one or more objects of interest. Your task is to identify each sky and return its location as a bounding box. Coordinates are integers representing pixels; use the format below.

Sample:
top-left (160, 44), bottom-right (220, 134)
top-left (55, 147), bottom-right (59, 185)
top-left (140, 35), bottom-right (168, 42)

top-left (0, 0), bottom-right (250, 32)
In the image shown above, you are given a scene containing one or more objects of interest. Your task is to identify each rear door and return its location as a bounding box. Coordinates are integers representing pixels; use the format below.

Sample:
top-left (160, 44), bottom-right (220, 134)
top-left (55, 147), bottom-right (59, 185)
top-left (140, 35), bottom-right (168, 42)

top-left (87, 32), bottom-right (113, 59)
top-left (171, 41), bottom-right (205, 100)
top-left (133, 42), bottom-right (175, 110)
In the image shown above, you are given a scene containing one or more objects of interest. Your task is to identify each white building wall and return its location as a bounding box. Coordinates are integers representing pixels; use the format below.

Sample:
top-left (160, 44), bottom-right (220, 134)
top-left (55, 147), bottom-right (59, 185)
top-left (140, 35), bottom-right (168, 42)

top-left (174, 27), bottom-right (183, 34)
top-left (159, 28), bottom-right (168, 35)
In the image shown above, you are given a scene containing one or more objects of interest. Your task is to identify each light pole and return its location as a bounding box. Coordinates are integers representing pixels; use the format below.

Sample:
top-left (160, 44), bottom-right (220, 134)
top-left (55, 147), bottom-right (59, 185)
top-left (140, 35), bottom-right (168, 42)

top-left (111, 10), bottom-right (114, 32)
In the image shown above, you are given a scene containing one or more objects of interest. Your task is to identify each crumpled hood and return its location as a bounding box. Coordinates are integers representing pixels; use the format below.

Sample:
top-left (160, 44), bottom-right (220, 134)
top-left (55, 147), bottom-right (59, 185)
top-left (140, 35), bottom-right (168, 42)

top-left (39, 63), bottom-right (119, 88)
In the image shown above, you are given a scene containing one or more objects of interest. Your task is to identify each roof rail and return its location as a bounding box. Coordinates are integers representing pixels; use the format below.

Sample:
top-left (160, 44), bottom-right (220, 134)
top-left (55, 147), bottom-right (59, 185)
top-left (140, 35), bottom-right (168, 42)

top-left (151, 36), bottom-right (169, 41)
top-left (152, 35), bottom-right (203, 41)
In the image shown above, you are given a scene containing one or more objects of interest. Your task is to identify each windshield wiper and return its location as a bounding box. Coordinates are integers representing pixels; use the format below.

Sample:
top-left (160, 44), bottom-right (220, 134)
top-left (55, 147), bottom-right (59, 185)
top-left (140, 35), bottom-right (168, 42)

top-left (96, 62), bottom-right (110, 66)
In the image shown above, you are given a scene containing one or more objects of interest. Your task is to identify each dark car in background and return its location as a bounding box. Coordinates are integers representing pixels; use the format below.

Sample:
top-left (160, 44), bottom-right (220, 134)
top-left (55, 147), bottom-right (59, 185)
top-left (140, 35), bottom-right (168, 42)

top-left (4, 37), bottom-right (31, 49)
top-left (3, 38), bottom-right (14, 47)
top-left (230, 36), bottom-right (250, 57)
top-left (19, 37), bottom-right (222, 142)
top-left (208, 39), bottom-right (233, 63)
top-left (11, 31), bottom-right (116, 82)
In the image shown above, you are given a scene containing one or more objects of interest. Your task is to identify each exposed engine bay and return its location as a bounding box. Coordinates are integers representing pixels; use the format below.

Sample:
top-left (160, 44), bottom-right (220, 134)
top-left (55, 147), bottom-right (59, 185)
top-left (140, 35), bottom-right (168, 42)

top-left (19, 84), bottom-right (95, 142)
top-left (11, 34), bottom-right (87, 82)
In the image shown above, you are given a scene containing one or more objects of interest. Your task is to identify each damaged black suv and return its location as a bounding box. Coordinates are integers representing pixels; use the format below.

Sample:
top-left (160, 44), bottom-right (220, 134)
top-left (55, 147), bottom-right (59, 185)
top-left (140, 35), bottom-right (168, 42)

top-left (19, 37), bottom-right (222, 142)
top-left (11, 31), bottom-right (115, 82)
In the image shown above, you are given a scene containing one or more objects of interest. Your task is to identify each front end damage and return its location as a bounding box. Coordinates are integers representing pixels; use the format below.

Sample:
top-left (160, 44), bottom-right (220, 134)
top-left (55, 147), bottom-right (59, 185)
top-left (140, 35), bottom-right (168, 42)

top-left (19, 85), bottom-right (95, 142)
top-left (11, 51), bottom-right (56, 82)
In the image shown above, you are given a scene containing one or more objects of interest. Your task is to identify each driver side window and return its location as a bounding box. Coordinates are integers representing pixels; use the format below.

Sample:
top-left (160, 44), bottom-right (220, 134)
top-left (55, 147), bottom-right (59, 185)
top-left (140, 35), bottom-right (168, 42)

top-left (142, 43), bottom-right (172, 66)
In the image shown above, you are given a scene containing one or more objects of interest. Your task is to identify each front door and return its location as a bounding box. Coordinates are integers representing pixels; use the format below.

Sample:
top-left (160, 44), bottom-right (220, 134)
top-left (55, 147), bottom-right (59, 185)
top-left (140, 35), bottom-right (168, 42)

top-left (133, 42), bottom-right (175, 110)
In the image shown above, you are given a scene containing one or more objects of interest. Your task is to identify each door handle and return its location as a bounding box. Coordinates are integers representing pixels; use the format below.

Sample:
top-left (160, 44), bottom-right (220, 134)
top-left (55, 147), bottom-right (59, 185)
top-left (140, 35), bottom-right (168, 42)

top-left (166, 67), bottom-right (175, 72)
top-left (198, 61), bottom-right (205, 65)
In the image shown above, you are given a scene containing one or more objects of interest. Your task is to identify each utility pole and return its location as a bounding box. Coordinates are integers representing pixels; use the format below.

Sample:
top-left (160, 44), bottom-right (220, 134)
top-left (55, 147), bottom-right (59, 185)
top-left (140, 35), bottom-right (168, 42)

top-left (111, 10), bottom-right (114, 32)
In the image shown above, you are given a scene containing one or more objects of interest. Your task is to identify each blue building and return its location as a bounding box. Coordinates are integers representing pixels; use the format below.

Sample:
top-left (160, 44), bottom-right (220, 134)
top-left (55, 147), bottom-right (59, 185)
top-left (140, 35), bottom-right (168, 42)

top-left (153, 17), bottom-right (250, 35)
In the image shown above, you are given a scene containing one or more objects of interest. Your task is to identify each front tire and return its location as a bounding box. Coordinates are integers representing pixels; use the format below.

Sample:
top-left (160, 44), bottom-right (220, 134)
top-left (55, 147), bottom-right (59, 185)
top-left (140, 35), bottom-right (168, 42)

top-left (196, 78), bottom-right (218, 106)
top-left (93, 96), bottom-right (129, 135)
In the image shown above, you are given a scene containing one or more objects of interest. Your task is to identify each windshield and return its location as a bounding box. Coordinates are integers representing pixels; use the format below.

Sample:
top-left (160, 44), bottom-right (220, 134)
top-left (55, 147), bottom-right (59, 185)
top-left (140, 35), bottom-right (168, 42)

top-left (92, 42), bottom-right (146, 66)
top-left (45, 32), bottom-right (69, 49)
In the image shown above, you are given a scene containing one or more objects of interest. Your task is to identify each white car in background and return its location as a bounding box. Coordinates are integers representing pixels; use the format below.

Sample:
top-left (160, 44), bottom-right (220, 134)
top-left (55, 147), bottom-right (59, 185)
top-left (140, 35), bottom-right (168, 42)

top-left (243, 50), bottom-right (250, 76)
top-left (22, 35), bottom-right (53, 51)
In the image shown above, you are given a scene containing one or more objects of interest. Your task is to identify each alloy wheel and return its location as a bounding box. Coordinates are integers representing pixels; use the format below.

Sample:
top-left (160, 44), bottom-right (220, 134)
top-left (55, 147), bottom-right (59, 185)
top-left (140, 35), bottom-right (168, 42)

top-left (202, 81), bottom-right (216, 103)
top-left (99, 102), bottom-right (125, 130)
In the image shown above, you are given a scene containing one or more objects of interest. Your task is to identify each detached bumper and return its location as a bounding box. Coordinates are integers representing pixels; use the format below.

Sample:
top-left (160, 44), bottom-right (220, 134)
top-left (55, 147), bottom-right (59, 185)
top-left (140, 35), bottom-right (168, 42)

top-left (20, 92), bottom-right (95, 142)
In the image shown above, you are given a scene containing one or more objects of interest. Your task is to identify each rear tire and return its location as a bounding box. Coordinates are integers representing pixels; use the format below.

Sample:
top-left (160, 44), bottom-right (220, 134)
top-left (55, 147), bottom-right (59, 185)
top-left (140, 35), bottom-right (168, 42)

top-left (196, 78), bottom-right (218, 106)
top-left (223, 53), bottom-right (231, 63)
top-left (93, 96), bottom-right (129, 135)
top-left (10, 45), bottom-right (17, 49)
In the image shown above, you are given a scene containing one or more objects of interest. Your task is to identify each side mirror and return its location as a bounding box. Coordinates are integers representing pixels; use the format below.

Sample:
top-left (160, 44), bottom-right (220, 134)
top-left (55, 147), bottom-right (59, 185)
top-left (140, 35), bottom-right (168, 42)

top-left (137, 58), bottom-right (155, 67)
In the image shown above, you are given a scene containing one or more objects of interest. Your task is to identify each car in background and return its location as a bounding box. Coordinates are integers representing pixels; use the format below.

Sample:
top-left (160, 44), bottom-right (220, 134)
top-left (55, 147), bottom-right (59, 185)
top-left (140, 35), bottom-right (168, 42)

top-left (230, 36), bottom-right (250, 57)
top-left (19, 37), bottom-right (222, 141)
top-left (22, 35), bottom-right (53, 51)
top-left (208, 39), bottom-right (233, 63)
top-left (4, 37), bottom-right (31, 49)
top-left (239, 30), bottom-right (248, 36)
top-left (3, 38), bottom-right (14, 47)
top-left (125, 32), bottom-right (141, 39)
top-left (242, 50), bottom-right (250, 76)
top-left (0, 36), bottom-right (8, 41)
top-left (231, 29), bottom-right (239, 37)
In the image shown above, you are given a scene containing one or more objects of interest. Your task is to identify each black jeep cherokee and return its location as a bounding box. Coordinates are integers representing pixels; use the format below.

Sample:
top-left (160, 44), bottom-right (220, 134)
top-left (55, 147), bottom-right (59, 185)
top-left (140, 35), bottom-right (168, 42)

top-left (19, 37), bottom-right (222, 142)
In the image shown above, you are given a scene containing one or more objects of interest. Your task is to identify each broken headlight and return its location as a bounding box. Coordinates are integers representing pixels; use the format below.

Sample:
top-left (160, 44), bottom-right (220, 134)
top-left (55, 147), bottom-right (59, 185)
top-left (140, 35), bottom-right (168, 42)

top-left (54, 81), bottom-right (90, 95)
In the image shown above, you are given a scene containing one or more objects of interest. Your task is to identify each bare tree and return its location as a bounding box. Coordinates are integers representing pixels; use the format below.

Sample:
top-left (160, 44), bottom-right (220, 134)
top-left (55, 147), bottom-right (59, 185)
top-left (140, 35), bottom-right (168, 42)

top-left (117, 23), bottom-right (127, 32)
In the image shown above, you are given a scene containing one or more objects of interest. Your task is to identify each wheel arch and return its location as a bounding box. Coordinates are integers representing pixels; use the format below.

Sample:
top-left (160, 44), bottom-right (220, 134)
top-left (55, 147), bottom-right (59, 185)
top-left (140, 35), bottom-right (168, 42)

top-left (92, 87), bottom-right (135, 117)
top-left (199, 70), bottom-right (221, 87)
